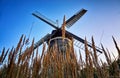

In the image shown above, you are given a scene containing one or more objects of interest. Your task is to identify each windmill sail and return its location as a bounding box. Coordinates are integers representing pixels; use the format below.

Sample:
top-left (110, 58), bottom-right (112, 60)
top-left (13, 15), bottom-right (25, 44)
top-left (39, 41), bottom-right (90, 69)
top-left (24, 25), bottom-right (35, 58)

top-left (34, 34), bottom-right (51, 50)
top-left (32, 11), bottom-right (58, 29)
top-left (66, 9), bottom-right (87, 28)
top-left (65, 30), bottom-right (102, 53)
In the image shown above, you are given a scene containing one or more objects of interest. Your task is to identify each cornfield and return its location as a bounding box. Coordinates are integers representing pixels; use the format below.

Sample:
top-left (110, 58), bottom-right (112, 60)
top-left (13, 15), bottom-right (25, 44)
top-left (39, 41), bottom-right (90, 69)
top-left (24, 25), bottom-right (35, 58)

top-left (0, 35), bottom-right (120, 78)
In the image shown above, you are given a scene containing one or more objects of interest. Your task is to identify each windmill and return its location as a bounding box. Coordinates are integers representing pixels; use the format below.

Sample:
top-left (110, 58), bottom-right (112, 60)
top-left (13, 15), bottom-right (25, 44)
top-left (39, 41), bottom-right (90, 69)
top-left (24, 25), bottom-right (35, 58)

top-left (32, 8), bottom-right (102, 53)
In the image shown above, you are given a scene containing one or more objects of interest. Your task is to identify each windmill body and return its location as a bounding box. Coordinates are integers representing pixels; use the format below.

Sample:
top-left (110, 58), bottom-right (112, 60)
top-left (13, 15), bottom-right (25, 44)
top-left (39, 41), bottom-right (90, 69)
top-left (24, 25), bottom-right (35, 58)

top-left (49, 29), bottom-right (72, 52)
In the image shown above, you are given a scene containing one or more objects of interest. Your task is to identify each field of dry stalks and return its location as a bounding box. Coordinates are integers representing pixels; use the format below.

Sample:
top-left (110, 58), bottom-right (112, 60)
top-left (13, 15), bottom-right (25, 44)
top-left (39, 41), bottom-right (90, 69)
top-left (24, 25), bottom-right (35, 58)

top-left (0, 35), bottom-right (120, 78)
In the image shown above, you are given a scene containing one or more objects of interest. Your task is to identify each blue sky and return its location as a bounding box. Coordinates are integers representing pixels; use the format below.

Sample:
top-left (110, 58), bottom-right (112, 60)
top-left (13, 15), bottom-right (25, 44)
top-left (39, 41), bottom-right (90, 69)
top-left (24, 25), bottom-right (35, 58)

top-left (0, 0), bottom-right (120, 59)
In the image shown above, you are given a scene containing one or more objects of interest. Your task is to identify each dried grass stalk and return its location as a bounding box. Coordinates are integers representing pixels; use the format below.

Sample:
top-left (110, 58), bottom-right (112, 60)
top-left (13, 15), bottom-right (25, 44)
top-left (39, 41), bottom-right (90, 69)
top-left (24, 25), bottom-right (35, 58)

top-left (62, 15), bottom-right (66, 39)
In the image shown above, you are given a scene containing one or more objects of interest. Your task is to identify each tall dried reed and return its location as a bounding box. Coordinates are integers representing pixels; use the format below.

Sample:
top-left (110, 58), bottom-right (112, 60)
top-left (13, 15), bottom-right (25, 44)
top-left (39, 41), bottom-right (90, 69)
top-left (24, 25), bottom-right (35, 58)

top-left (0, 35), bottom-right (120, 78)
